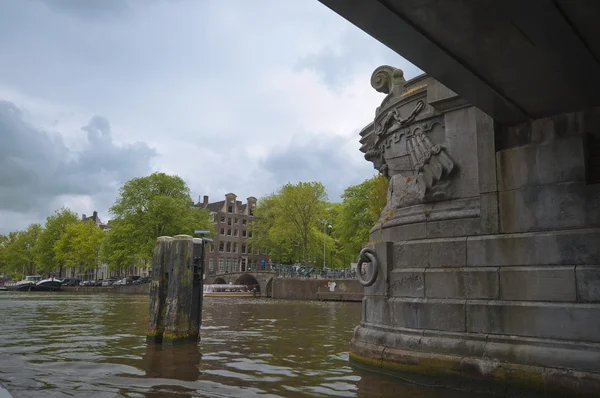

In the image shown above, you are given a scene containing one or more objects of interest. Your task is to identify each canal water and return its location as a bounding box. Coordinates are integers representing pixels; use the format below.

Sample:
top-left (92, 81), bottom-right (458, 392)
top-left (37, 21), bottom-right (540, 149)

top-left (0, 293), bottom-right (497, 397)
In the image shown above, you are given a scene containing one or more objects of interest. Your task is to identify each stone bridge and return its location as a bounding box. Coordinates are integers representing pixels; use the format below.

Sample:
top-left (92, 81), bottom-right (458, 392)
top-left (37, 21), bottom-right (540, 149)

top-left (210, 271), bottom-right (276, 296)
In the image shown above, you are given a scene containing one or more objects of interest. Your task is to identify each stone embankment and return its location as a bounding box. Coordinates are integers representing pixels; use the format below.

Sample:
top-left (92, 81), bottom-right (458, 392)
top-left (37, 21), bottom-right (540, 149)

top-left (61, 278), bottom-right (364, 301)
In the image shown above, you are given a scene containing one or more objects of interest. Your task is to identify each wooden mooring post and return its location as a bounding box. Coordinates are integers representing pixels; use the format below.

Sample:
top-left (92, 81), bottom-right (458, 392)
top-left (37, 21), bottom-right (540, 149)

top-left (146, 234), bottom-right (205, 344)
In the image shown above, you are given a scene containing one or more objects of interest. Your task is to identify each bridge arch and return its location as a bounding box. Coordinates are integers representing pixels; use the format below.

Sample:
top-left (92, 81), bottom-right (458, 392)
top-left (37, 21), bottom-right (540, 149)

top-left (212, 277), bottom-right (227, 284)
top-left (234, 274), bottom-right (261, 292)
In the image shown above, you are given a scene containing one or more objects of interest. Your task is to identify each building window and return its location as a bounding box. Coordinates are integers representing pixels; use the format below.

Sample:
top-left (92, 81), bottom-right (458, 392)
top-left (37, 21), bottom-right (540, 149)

top-left (210, 244), bottom-right (214, 253)
top-left (227, 229), bottom-right (232, 236)
top-left (209, 258), bottom-right (214, 272)
top-left (220, 228), bottom-right (225, 235)
top-left (248, 231), bottom-right (253, 238)
top-left (228, 205), bottom-right (233, 213)
top-left (242, 219), bottom-right (247, 225)
top-left (227, 218), bottom-right (232, 226)
top-left (219, 242), bottom-right (224, 252)
top-left (234, 229), bottom-right (238, 236)
top-left (242, 245), bottom-right (246, 254)
top-left (233, 243), bottom-right (238, 253)
top-left (242, 230), bottom-right (247, 237)
top-left (234, 218), bottom-right (239, 224)
top-left (219, 258), bottom-right (224, 273)
top-left (220, 216), bottom-right (225, 222)
top-left (249, 205), bottom-right (255, 216)
top-left (226, 242), bottom-right (231, 252)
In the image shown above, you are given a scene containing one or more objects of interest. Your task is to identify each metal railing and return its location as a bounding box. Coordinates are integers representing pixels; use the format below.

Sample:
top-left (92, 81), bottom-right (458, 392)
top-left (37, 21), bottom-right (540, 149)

top-left (273, 264), bottom-right (357, 279)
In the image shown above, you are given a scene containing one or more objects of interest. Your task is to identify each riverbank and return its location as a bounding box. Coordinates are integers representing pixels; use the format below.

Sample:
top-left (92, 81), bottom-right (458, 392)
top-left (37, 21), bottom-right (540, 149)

top-left (59, 278), bottom-right (364, 301)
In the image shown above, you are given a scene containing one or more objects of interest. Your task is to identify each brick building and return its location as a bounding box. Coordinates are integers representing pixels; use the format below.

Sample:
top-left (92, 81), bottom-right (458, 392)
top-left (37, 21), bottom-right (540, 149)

top-left (196, 193), bottom-right (269, 277)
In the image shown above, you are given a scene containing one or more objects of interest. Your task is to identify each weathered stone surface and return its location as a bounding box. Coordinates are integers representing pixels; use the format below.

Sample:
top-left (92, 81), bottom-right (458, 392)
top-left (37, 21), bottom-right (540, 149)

top-left (497, 136), bottom-right (587, 191)
top-left (390, 298), bottom-right (465, 332)
top-left (499, 182), bottom-right (600, 233)
top-left (475, 108), bottom-right (497, 194)
top-left (364, 296), bottom-right (390, 326)
top-left (425, 267), bottom-right (498, 299)
top-left (466, 301), bottom-right (600, 342)
top-left (377, 222), bottom-right (427, 242)
top-left (425, 217), bottom-right (480, 239)
top-left (479, 192), bottom-right (499, 234)
top-left (499, 266), bottom-right (576, 302)
top-left (466, 228), bottom-right (600, 267)
top-left (396, 237), bottom-right (466, 268)
top-left (389, 268), bottom-right (424, 297)
top-left (576, 266), bottom-right (600, 302)
top-left (426, 78), bottom-right (469, 112)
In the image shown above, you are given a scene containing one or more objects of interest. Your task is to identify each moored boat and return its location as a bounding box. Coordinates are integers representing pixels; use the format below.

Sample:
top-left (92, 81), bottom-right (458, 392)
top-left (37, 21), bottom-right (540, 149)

top-left (203, 284), bottom-right (257, 297)
top-left (5, 276), bottom-right (42, 292)
top-left (36, 277), bottom-right (63, 292)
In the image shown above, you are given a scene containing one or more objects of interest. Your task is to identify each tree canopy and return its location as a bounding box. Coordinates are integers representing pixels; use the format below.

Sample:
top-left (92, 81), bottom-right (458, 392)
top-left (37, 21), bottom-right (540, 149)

top-left (55, 220), bottom-right (105, 276)
top-left (0, 224), bottom-right (42, 279)
top-left (34, 208), bottom-right (79, 274)
top-left (102, 172), bottom-right (213, 272)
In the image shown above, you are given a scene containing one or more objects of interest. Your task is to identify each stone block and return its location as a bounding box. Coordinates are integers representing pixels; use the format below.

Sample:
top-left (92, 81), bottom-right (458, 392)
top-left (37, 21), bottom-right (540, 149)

top-left (576, 266), bottom-right (600, 302)
top-left (426, 217), bottom-right (480, 238)
top-left (475, 108), bottom-right (497, 194)
top-left (499, 266), bottom-right (576, 302)
top-left (425, 268), bottom-right (498, 299)
top-left (427, 78), bottom-right (469, 112)
top-left (499, 182), bottom-right (600, 233)
top-left (497, 136), bottom-right (586, 191)
top-left (466, 301), bottom-right (600, 342)
top-left (480, 192), bottom-right (499, 234)
top-left (466, 228), bottom-right (600, 267)
top-left (390, 298), bottom-right (466, 332)
top-left (396, 237), bottom-right (467, 268)
top-left (443, 107), bottom-right (480, 200)
top-left (390, 268), bottom-right (424, 298)
top-left (379, 222), bottom-right (427, 242)
top-left (364, 296), bottom-right (390, 326)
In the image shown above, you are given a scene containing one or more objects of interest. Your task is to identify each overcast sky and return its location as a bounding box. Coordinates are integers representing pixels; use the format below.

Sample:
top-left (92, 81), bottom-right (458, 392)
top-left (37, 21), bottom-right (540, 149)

top-left (0, 0), bottom-right (421, 234)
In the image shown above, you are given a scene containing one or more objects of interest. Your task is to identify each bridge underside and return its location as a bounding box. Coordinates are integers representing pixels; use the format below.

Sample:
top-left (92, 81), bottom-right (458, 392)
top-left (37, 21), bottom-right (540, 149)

top-left (319, 0), bottom-right (600, 125)
top-left (319, 0), bottom-right (600, 395)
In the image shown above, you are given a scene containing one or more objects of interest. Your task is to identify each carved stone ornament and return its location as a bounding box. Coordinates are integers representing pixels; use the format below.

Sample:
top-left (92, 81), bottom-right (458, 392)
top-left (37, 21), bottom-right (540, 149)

top-left (361, 66), bottom-right (456, 213)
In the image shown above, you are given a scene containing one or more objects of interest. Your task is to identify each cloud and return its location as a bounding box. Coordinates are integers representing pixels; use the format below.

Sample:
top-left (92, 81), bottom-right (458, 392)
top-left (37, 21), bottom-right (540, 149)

top-left (0, 0), bottom-right (421, 233)
top-left (0, 101), bottom-right (156, 233)
top-left (259, 135), bottom-right (376, 201)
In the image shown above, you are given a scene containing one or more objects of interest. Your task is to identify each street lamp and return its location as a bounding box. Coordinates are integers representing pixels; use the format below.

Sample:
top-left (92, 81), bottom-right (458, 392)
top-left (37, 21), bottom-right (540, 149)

top-left (322, 221), bottom-right (332, 269)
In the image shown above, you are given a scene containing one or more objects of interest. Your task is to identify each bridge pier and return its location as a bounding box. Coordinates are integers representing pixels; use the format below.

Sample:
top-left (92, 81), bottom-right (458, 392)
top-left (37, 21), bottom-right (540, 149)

top-left (347, 67), bottom-right (600, 395)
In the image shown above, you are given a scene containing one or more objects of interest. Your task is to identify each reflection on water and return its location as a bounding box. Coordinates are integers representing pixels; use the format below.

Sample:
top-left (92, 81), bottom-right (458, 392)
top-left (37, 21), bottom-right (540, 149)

top-left (0, 293), bottom-right (495, 397)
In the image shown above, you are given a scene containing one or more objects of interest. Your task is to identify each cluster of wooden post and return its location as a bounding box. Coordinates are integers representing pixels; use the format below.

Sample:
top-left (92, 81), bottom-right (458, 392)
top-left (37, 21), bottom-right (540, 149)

top-left (146, 235), bottom-right (205, 344)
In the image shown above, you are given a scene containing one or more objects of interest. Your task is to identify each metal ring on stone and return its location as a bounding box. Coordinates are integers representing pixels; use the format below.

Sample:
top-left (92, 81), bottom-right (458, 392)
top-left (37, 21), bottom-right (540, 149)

top-left (357, 248), bottom-right (378, 287)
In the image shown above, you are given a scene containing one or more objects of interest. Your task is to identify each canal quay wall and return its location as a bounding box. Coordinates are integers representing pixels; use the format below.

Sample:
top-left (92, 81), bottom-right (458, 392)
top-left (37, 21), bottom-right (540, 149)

top-left (63, 284), bottom-right (150, 295)
top-left (271, 279), bottom-right (363, 301)
top-left (62, 279), bottom-right (364, 301)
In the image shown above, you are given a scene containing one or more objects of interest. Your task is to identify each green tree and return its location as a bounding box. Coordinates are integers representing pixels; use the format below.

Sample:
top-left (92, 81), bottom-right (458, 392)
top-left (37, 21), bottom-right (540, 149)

top-left (251, 181), bottom-right (328, 266)
top-left (102, 172), bottom-right (213, 273)
top-left (334, 175), bottom-right (388, 261)
top-left (2, 224), bottom-right (42, 278)
top-left (55, 220), bottom-right (105, 278)
top-left (35, 208), bottom-right (79, 275)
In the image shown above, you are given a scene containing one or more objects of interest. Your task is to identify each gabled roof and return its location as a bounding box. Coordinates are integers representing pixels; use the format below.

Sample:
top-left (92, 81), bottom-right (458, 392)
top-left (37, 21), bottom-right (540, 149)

top-left (206, 200), bottom-right (225, 213)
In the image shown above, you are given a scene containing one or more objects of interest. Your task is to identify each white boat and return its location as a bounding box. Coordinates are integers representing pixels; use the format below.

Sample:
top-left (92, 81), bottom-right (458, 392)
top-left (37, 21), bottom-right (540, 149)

top-left (203, 284), bottom-right (258, 297)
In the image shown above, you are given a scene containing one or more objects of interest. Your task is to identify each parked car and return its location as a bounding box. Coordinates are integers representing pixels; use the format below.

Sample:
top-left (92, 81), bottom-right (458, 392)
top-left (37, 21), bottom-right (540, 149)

top-left (62, 278), bottom-right (81, 286)
top-left (134, 276), bottom-right (151, 284)
top-left (114, 278), bottom-right (128, 286)
top-left (102, 279), bottom-right (116, 287)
